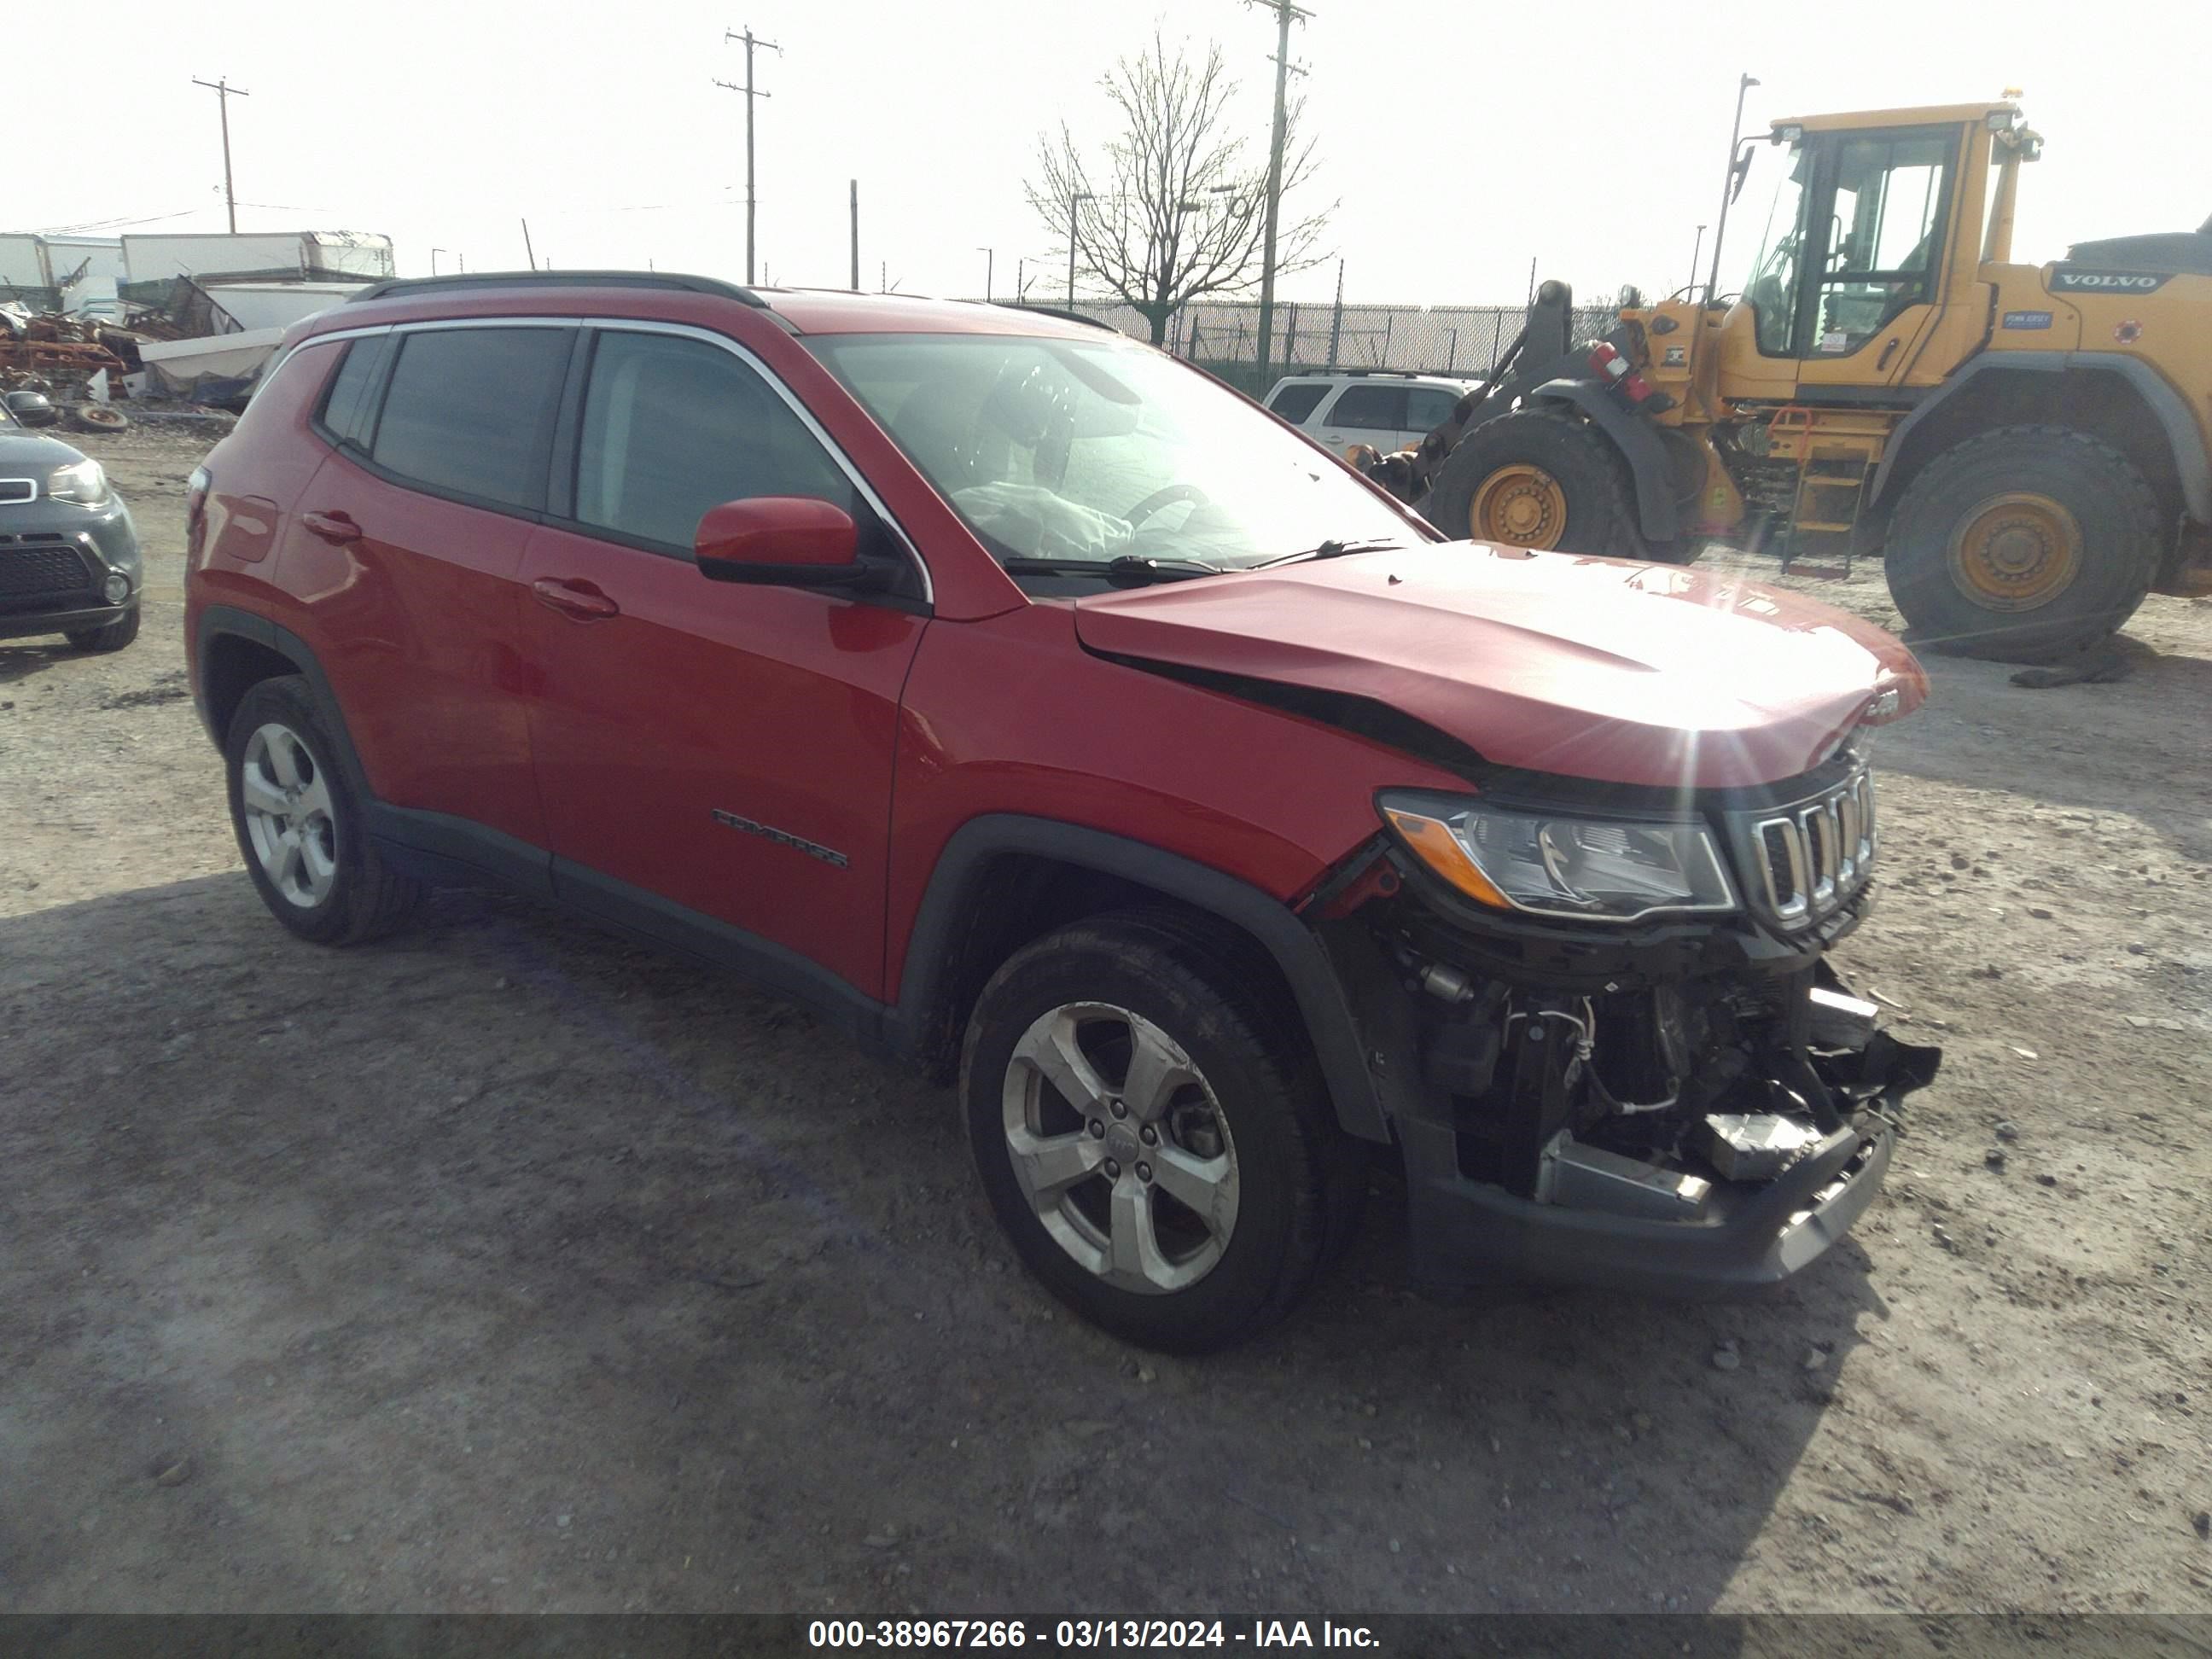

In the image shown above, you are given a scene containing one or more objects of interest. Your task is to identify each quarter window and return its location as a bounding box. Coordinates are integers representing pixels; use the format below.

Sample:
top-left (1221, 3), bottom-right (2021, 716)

top-left (1326, 384), bottom-right (1409, 432)
top-left (370, 328), bottom-right (568, 509)
top-left (574, 330), bottom-right (857, 552)
top-left (317, 335), bottom-right (391, 448)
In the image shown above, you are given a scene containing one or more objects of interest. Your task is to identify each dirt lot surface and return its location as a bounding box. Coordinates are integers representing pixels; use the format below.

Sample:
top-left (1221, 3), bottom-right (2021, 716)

top-left (3, 427), bottom-right (2208, 1617)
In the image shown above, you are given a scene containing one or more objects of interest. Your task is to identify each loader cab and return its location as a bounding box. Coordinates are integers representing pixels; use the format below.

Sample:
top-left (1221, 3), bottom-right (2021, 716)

top-left (1715, 102), bottom-right (2019, 398)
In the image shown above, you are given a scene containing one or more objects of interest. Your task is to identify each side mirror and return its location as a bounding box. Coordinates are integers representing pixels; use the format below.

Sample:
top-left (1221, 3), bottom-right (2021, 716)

top-left (694, 496), bottom-right (877, 589)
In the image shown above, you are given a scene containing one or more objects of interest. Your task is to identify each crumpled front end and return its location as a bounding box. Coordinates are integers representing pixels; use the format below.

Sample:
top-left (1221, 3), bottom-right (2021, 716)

top-left (1311, 749), bottom-right (1941, 1296)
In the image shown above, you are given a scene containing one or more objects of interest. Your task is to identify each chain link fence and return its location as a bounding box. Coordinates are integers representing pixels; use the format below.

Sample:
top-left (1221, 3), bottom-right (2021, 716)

top-left (1039, 296), bottom-right (1621, 395)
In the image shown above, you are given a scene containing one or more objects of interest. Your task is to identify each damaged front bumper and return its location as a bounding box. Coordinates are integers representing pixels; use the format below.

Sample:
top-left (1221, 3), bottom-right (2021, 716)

top-left (1313, 763), bottom-right (1941, 1299)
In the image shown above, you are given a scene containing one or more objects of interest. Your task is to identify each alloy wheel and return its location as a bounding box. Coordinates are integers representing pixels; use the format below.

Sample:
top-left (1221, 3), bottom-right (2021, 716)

top-left (240, 723), bottom-right (340, 908)
top-left (1000, 1001), bottom-right (1240, 1295)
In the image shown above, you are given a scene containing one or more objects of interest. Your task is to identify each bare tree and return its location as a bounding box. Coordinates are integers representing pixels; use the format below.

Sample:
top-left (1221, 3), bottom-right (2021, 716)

top-left (1027, 31), bottom-right (1331, 346)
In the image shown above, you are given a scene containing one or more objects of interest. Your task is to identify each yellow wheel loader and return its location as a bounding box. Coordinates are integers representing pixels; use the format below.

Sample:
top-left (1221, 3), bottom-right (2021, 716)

top-left (1369, 101), bottom-right (2212, 662)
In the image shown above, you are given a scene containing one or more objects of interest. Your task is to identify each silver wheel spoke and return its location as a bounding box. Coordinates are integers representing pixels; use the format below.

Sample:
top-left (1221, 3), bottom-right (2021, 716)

top-left (299, 826), bottom-right (338, 899)
top-left (1010, 1127), bottom-right (1103, 1202)
top-left (1151, 1144), bottom-right (1238, 1236)
top-left (1012, 1015), bottom-right (1110, 1114)
top-left (272, 829), bottom-right (306, 896)
top-left (264, 731), bottom-right (303, 789)
top-left (1121, 1021), bottom-right (1195, 1122)
top-left (295, 770), bottom-right (335, 820)
top-left (1108, 1180), bottom-right (1172, 1288)
top-left (241, 770), bottom-right (288, 818)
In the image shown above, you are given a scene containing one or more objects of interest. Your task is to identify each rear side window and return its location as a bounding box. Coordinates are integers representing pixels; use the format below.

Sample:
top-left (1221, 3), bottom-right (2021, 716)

top-left (1327, 384), bottom-right (1409, 431)
top-left (573, 329), bottom-right (857, 552)
top-left (1266, 382), bottom-right (1328, 423)
top-left (370, 327), bottom-right (569, 510)
top-left (1405, 387), bottom-right (1462, 434)
top-left (317, 335), bottom-right (393, 447)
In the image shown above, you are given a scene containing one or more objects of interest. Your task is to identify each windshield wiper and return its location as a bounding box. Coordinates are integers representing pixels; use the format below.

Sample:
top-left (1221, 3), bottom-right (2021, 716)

top-left (1001, 555), bottom-right (1225, 588)
top-left (1256, 537), bottom-right (1406, 568)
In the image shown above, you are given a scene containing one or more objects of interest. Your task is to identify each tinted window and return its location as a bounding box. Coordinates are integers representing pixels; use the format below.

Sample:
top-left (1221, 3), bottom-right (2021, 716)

top-left (1327, 384), bottom-right (1409, 431)
top-left (370, 327), bottom-right (568, 509)
top-left (1405, 387), bottom-right (1462, 434)
top-left (574, 330), bottom-right (856, 552)
top-left (1266, 382), bottom-right (1328, 423)
top-left (317, 335), bottom-right (391, 447)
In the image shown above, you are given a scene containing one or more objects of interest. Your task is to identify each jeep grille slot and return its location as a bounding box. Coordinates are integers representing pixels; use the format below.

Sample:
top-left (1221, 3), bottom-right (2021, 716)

top-left (1743, 769), bottom-right (1875, 928)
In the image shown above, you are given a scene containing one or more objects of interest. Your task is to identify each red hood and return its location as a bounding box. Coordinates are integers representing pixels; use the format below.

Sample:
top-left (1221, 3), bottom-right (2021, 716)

top-left (1074, 543), bottom-right (1928, 789)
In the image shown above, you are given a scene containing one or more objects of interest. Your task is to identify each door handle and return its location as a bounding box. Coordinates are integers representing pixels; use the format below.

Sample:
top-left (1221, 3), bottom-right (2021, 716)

top-left (531, 576), bottom-right (621, 621)
top-left (1877, 337), bottom-right (1902, 372)
top-left (301, 509), bottom-right (362, 545)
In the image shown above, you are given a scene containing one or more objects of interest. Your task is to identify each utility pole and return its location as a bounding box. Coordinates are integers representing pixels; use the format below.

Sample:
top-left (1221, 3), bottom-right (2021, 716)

top-left (1066, 189), bottom-right (1095, 306)
top-left (849, 179), bottom-right (859, 292)
top-left (1689, 224), bottom-right (1707, 294)
top-left (431, 248), bottom-right (450, 275)
top-left (977, 247), bottom-right (993, 302)
top-left (521, 218), bottom-right (536, 270)
top-left (1244, 0), bottom-right (1308, 390)
top-left (191, 76), bottom-right (250, 235)
top-left (716, 26), bottom-right (783, 285)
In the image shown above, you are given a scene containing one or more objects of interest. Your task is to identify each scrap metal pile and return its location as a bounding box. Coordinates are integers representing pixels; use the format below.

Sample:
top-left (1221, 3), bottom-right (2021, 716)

top-left (0, 306), bottom-right (137, 394)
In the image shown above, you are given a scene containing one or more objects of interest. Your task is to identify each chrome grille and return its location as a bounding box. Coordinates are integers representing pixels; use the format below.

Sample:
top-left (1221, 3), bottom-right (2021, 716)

top-left (1744, 769), bottom-right (1876, 927)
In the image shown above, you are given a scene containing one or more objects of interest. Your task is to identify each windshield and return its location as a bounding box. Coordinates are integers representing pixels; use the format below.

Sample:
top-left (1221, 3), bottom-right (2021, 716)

top-left (1714, 137), bottom-right (1809, 354)
top-left (806, 332), bottom-right (1417, 575)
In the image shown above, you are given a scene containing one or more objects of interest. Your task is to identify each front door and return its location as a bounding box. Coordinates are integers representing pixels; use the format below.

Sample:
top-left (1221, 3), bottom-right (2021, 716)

top-left (1790, 125), bottom-right (1961, 391)
top-left (518, 325), bottom-right (927, 1001)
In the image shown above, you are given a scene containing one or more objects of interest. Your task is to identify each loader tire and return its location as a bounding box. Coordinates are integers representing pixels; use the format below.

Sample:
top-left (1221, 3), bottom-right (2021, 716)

top-left (1883, 425), bottom-right (2163, 664)
top-left (1423, 409), bottom-right (1646, 559)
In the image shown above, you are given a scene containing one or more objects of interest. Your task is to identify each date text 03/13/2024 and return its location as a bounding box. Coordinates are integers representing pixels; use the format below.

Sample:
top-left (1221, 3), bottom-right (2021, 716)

top-left (806, 1621), bottom-right (1380, 1649)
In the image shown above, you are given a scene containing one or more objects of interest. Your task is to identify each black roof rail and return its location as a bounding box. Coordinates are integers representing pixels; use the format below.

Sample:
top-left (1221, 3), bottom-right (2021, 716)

top-left (346, 270), bottom-right (771, 307)
top-left (990, 301), bottom-right (1116, 331)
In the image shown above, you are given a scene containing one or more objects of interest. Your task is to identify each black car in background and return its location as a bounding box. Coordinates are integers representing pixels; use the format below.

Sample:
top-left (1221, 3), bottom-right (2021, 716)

top-left (0, 399), bottom-right (142, 652)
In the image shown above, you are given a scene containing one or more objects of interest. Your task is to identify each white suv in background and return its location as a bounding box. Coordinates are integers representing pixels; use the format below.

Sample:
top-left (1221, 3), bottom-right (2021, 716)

top-left (1261, 371), bottom-right (1479, 456)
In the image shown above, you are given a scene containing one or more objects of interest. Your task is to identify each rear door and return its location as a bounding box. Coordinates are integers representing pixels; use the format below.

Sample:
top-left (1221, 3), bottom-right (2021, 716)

top-left (517, 323), bottom-right (927, 1002)
top-left (1313, 382), bottom-right (1410, 455)
top-left (280, 321), bottom-right (573, 857)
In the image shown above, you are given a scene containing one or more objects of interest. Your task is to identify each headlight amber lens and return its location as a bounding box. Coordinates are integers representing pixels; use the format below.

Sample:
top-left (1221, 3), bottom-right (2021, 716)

top-left (1381, 792), bottom-right (1738, 923)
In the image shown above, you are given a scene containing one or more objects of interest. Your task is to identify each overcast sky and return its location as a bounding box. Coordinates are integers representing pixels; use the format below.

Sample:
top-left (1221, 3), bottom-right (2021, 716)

top-left (20, 0), bottom-right (2209, 308)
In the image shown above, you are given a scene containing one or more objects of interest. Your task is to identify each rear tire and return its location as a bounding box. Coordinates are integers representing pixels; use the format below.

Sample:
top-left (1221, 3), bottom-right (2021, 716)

top-left (224, 675), bottom-right (425, 945)
top-left (1423, 408), bottom-right (1645, 558)
top-left (65, 606), bottom-right (139, 653)
top-left (960, 910), bottom-right (1361, 1353)
top-left (1883, 425), bottom-right (2163, 663)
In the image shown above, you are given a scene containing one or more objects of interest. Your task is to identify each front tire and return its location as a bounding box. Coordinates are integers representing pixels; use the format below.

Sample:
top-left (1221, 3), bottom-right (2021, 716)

top-left (960, 911), bottom-right (1361, 1353)
top-left (224, 675), bottom-right (425, 945)
top-left (1883, 425), bottom-right (2163, 663)
top-left (66, 606), bottom-right (139, 653)
top-left (1423, 408), bottom-right (1645, 558)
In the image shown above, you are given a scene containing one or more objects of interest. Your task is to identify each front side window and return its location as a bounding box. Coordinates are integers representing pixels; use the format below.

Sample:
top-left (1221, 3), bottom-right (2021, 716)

top-left (807, 333), bottom-right (1417, 575)
top-left (1266, 382), bottom-right (1328, 422)
top-left (1327, 384), bottom-right (1410, 432)
top-left (369, 327), bottom-right (568, 509)
top-left (574, 330), bottom-right (856, 552)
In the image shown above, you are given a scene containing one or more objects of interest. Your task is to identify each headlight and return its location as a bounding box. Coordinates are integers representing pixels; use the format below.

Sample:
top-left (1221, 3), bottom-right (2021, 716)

top-left (45, 459), bottom-right (108, 505)
top-left (1380, 790), bottom-right (1738, 923)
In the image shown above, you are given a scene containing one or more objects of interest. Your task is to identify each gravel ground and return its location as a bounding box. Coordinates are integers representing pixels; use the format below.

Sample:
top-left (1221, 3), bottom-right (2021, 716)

top-left (2, 428), bottom-right (2207, 1616)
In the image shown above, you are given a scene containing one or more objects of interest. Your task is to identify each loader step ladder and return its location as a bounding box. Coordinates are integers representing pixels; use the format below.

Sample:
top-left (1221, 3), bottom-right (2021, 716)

top-left (1766, 406), bottom-right (1889, 580)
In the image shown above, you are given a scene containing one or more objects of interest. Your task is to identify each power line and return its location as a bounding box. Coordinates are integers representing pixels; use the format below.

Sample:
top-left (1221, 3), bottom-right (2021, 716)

top-left (715, 25), bottom-right (783, 285)
top-left (191, 76), bottom-right (252, 234)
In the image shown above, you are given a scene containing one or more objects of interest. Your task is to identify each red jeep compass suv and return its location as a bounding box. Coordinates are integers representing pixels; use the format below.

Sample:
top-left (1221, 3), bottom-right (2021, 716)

top-left (186, 272), bottom-right (1937, 1351)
